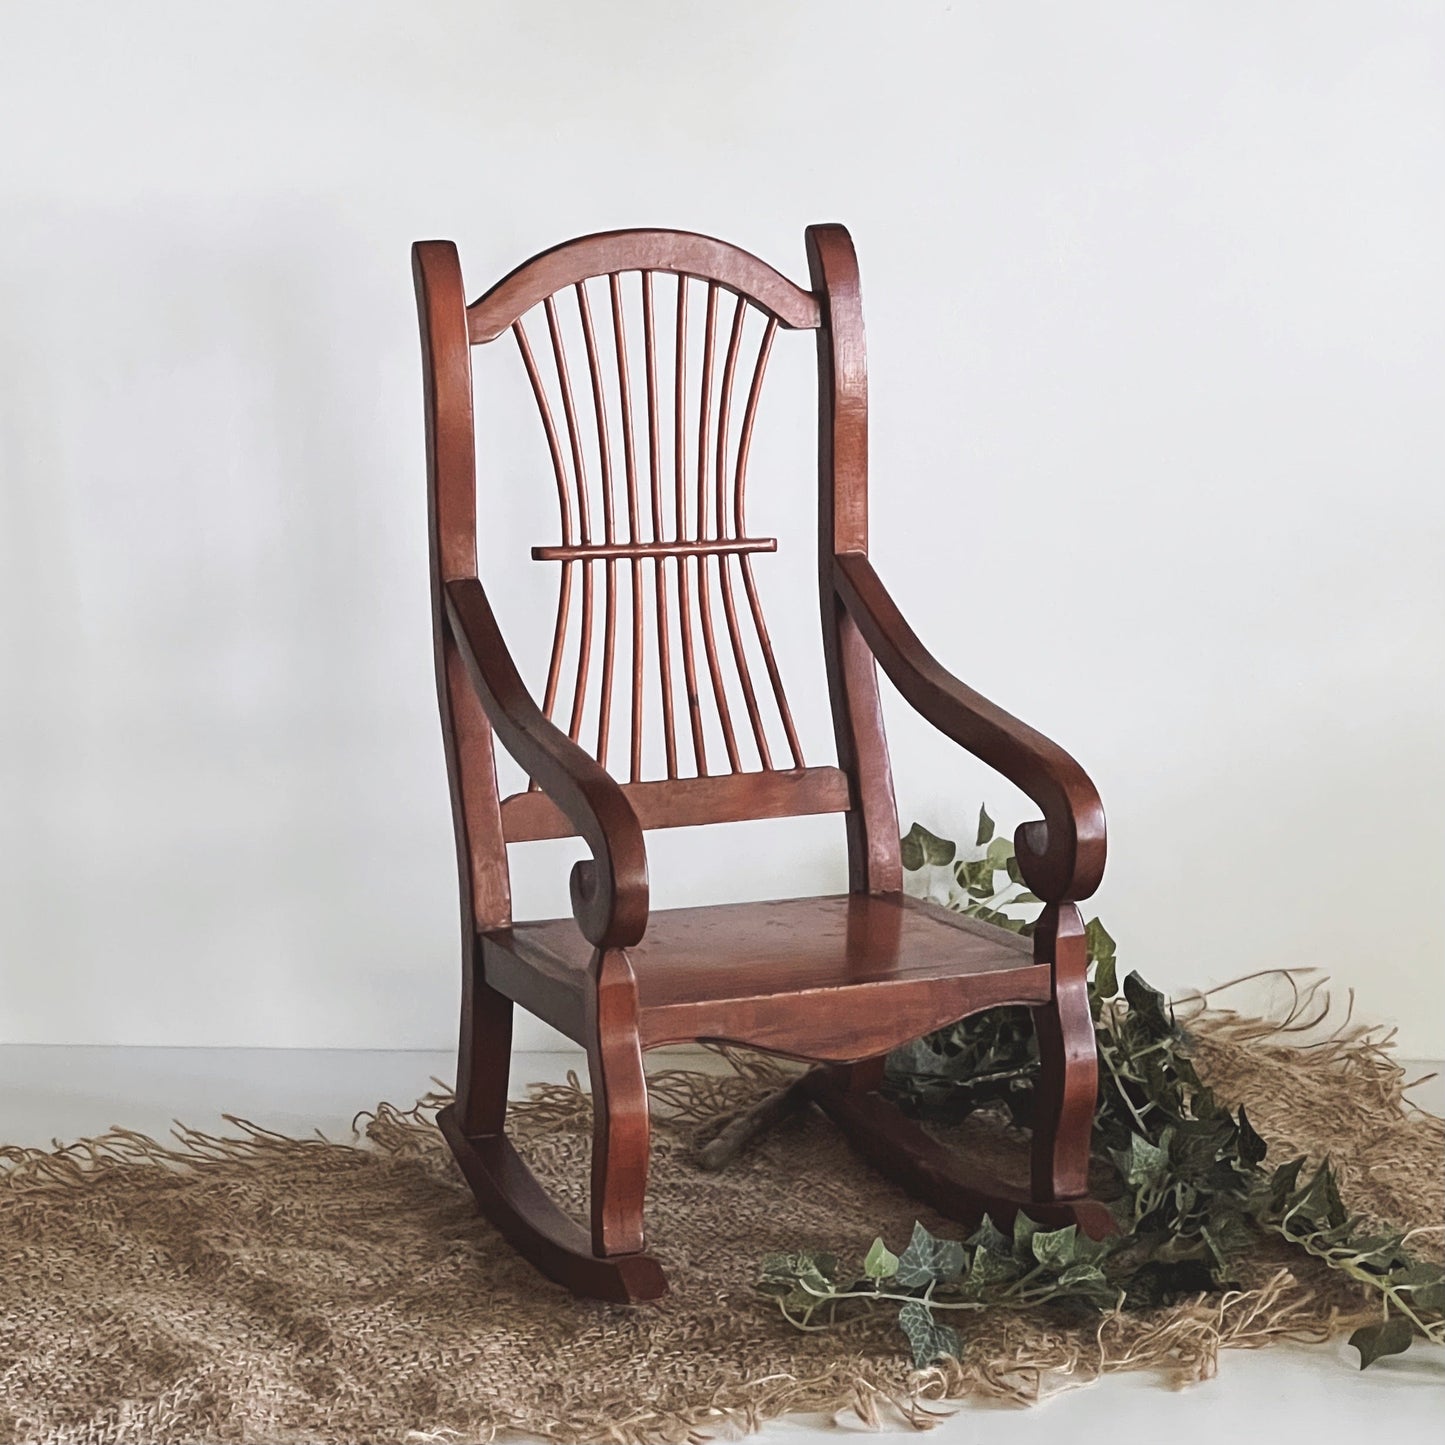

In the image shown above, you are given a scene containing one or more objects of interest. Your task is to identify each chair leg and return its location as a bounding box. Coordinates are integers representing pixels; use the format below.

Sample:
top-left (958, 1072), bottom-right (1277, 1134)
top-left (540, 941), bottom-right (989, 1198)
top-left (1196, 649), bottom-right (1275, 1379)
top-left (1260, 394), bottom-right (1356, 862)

top-left (440, 940), bottom-right (666, 1302)
top-left (805, 900), bottom-right (1114, 1240)
top-left (587, 948), bottom-right (651, 1257)
top-left (839, 1054), bottom-right (887, 1093)
top-left (455, 943), bottom-right (512, 1138)
top-left (1029, 902), bottom-right (1098, 1202)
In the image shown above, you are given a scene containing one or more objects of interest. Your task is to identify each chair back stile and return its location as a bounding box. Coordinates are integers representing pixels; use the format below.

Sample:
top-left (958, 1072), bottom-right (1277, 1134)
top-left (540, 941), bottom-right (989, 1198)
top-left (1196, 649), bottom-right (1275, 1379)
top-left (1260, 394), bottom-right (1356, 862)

top-left (413, 241), bottom-right (511, 934)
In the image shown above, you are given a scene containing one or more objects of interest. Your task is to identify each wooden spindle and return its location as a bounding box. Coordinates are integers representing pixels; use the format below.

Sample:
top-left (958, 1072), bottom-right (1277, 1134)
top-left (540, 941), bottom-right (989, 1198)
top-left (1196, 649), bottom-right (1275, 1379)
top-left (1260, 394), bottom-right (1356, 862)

top-left (514, 320), bottom-right (577, 744)
top-left (577, 281), bottom-right (617, 766)
top-left (735, 317), bottom-right (804, 768)
top-left (672, 276), bottom-right (708, 774)
top-left (641, 272), bottom-right (678, 779)
top-left (693, 281), bottom-right (741, 772)
top-left (714, 298), bottom-right (773, 768)
top-left (610, 273), bottom-right (646, 783)
top-left (544, 295), bottom-right (594, 744)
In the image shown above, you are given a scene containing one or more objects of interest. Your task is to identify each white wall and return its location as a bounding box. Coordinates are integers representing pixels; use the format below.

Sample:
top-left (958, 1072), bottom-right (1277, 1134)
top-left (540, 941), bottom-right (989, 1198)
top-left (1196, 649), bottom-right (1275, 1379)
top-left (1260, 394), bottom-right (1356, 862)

top-left (1, 2), bottom-right (1440, 1057)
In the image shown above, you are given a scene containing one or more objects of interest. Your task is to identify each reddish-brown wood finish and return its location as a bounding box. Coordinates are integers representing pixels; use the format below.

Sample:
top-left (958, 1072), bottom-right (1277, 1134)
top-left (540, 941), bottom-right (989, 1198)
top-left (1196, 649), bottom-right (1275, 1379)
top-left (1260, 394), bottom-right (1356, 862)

top-left (414, 226), bottom-right (1110, 1302)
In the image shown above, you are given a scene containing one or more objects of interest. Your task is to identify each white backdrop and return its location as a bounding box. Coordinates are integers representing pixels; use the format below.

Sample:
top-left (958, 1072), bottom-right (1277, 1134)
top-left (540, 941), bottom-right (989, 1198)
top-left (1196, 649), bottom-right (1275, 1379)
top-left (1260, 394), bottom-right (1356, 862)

top-left (1, 2), bottom-right (1440, 1056)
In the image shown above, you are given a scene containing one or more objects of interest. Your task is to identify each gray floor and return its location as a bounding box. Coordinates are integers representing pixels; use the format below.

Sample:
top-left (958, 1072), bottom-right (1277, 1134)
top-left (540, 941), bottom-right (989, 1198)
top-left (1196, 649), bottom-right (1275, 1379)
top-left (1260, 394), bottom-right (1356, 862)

top-left (1, 1045), bottom-right (1440, 1442)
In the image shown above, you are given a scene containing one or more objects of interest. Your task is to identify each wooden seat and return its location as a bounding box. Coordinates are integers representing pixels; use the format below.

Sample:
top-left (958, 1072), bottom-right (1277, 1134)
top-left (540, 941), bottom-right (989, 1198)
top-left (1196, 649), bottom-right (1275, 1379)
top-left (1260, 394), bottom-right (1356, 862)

top-left (485, 894), bottom-right (1050, 1056)
top-left (413, 224), bottom-right (1111, 1303)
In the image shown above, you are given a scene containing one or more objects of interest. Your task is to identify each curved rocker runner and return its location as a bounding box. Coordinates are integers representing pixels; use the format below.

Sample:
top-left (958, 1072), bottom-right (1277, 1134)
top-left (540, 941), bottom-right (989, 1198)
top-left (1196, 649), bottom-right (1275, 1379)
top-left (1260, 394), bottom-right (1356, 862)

top-left (412, 224), bottom-right (1112, 1301)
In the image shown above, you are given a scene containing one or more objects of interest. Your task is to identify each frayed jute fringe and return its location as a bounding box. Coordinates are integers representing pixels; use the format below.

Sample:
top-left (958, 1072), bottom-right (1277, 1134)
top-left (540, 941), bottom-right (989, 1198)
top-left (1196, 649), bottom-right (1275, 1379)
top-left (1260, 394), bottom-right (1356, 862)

top-left (0, 971), bottom-right (1439, 1444)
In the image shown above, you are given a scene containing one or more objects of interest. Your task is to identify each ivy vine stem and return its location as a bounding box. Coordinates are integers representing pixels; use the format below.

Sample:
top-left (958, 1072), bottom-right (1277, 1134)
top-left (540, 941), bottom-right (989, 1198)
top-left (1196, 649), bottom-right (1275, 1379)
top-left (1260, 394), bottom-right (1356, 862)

top-left (1270, 1218), bottom-right (1445, 1345)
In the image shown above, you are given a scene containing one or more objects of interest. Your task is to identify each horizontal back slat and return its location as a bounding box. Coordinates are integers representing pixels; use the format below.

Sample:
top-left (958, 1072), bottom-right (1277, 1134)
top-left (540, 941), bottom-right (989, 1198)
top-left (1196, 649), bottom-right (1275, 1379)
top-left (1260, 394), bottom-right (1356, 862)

top-left (500, 766), bottom-right (850, 842)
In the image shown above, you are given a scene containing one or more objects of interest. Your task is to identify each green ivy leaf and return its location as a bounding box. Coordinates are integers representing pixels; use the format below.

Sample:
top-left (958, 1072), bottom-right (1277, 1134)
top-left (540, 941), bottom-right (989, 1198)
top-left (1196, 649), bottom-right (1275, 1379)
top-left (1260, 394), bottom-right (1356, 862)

top-left (1092, 953), bottom-right (1118, 1002)
top-left (1394, 1268), bottom-right (1445, 1312)
top-left (1343, 1235), bottom-right (1409, 1273)
top-left (1030, 1225), bottom-right (1080, 1271)
top-left (1264, 1156), bottom-right (1307, 1214)
top-left (975, 805), bottom-right (995, 846)
top-left (1114, 1132), bottom-right (1172, 1192)
top-left (1123, 971), bottom-right (1172, 1040)
top-left (1084, 917), bottom-right (1116, 964)
top-left (955, 858), bottom-right (994, 893)
top-left (1349, 1315), bottom-right (1413, 1369)
top-left (1012, 1212), bottom-right (1040, 1254)
top-left (758, 1250), bottom-right (840, 1305)
top-left (966, 1216), bottom-right (1013, 1258)
top-left (894, 1221), bottom-right (965, 1288)
top-left (963, 1245), bottom-right (1022, 1293)
top-left (863, 1236), bottom-right (900, 1281)
top-left (1289, 1161), bottom-right (1348, 1233)
top-left (1235, 1106), bottom-right (1268, 1167)
top-left (1056, 1262), bottom-right (1119, 1307)
top-left (1392, 1262), bottom-right (1445, 1297)
top-left (898, 1300), bottom-right (960, 1368)
top-left (901, 823), bottom-right (956, 871)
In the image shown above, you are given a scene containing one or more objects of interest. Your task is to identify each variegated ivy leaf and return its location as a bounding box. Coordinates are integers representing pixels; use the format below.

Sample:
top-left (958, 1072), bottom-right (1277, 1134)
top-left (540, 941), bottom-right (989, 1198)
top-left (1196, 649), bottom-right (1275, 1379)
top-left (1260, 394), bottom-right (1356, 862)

top-left (955, 858), bottom-right (994, 895)
top-left (758, 1250), bottom-right (838, 1298)
top-left (1114, 1132), bottom-right (1172, 1192)
top-left (1029, 1225), bottom-right (1081, 1271)
top-left (900, 823), bottom-right (956, 871)
top-left (893, 1221), bottom-right (965, 1288)
top-left (1057, 1262), bottom-right (1119, 1307)
top-left (1012, 1212), bottom-right (1040, 1253)
top-left (898, 1300), bottom-right (960, 1368)
top-left (963, 1245), bottom-right (1022, 1293)
top-left (965, 1216), bottom-right (1013, 1258)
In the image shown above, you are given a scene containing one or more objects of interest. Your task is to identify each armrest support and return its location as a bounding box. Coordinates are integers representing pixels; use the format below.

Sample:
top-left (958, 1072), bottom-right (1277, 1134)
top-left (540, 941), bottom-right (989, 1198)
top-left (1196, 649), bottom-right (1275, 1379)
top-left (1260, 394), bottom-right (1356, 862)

top-left (444, 576), bottom-right (649, 949)
top-left (833, 552), bottom-right (1105, 903)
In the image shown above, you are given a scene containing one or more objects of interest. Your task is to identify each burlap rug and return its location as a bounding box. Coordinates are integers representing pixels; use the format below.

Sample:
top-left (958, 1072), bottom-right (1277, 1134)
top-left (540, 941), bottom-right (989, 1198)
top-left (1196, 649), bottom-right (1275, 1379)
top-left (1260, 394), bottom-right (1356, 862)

top-left (0, 973), bottom-right (1439, 1443)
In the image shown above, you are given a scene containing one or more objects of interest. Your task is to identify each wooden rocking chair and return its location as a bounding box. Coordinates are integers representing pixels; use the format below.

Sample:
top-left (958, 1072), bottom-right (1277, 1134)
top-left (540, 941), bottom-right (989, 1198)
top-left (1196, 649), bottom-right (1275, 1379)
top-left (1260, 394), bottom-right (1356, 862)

top-left (412, 225), bottom-right (1110, 1302)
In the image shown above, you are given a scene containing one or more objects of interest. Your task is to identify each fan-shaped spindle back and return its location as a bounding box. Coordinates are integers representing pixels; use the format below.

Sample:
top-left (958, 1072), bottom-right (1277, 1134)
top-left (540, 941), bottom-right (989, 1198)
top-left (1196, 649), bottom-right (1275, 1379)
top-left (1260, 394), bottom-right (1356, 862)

top-left (512, 268), bottom-right (803, 787)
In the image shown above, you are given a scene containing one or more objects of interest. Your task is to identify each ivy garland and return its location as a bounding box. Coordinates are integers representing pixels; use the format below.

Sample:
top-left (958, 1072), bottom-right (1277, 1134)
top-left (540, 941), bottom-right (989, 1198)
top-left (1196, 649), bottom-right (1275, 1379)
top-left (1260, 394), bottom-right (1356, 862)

top-left (758, 811), bottom-right (1444, 1372)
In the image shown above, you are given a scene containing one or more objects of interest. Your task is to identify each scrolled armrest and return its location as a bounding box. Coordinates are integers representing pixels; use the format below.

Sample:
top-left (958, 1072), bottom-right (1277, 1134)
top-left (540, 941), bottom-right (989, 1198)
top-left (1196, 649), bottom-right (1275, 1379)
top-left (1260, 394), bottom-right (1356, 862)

top-left (833, 552), bottom-right (1105, 903)
top-left (443, 577), bottom-right (649, 949)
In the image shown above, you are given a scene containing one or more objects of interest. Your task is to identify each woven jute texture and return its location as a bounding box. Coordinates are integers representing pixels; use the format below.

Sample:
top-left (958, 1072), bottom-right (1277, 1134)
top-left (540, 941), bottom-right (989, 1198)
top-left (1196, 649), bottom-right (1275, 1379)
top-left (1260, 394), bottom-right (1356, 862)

top-left (0, 972), bottom-right (1439, 1444)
